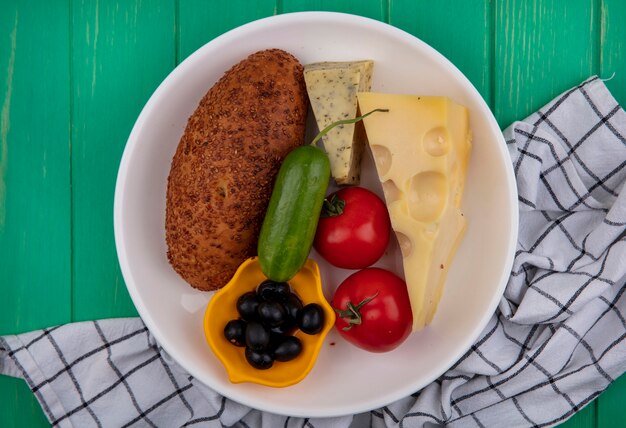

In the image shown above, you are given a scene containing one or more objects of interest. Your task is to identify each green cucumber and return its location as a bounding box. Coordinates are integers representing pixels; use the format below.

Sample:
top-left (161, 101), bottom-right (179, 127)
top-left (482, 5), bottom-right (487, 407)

top-left (258, 145), bottom-right (330, 281)
top-left (257, 108), bottom-right (389, 282)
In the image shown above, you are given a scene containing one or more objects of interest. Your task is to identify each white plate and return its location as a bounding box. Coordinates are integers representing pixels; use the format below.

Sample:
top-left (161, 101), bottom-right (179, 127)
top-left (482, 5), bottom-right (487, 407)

top-left (114, 12), bottom-right (518, 418)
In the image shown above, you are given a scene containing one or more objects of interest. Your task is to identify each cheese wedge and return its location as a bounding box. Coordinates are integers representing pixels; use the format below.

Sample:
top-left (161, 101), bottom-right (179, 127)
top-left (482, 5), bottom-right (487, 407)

top-left (357, 93), bottom-right (472, 331)
top-left (304, 60), bottom-right (374, 185)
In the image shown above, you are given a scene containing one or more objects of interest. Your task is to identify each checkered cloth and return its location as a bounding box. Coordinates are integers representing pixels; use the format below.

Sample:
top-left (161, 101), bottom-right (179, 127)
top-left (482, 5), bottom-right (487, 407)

top-left (1, 76), bottom-right (625, 427)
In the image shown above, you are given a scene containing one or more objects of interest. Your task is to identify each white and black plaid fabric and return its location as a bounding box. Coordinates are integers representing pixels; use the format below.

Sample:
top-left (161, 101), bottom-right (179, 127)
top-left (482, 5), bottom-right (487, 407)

top-left (1, 77), bottom-right (625, 427)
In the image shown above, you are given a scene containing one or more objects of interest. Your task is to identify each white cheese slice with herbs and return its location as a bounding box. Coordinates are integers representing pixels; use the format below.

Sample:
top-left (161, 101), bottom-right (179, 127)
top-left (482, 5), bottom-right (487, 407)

top-left (304, 60), bottom-right (374, 185)
top-left (357, 93), bottom-right (472, 331)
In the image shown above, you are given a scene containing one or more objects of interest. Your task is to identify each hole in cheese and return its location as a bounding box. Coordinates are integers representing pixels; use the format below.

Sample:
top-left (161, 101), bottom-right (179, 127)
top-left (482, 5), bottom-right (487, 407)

top-left (395, 231), bottom-right (412, 258)
top-left (370, 144), bottom-right (392, 177)
top-left (423, 126), bottom-right (450, 157)
top-left (408, 171), bottom-right (448, 223)
top-left (382, 179), bottom-right (402, 204)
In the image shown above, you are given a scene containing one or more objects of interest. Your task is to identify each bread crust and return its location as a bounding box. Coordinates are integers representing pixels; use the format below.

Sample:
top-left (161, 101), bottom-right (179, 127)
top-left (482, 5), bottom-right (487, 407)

top-left (165, 49), bottom-right (308, 291)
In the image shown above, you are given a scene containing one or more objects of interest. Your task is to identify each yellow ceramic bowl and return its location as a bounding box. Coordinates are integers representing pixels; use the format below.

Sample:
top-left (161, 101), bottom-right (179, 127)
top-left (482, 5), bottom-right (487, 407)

top-left (204, 257), bottom-right (335, 388)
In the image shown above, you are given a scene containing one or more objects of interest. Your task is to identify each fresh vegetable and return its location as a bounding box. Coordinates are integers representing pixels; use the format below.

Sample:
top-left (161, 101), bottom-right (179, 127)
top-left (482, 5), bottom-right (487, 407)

top-left (257, 280), bottom-right (290, 301)
top-left (245, 347), bottom-right (274, 370)
top-left (297, 304), bottom-right (325, 335)
top-left (257, 145), bottom-right (331, 282)
top-left (222, 277), bottom-right (327, 370)
top-left (332, 268), bottom-right (412, 353)
top-left (236, 292), bottom-right (261, 322)
top-left (257, 109), bottom-right (388, 282)
top-left (206, 258), bottom-right (334, 385)
top-left (274, 293), bottom-right (302, 334)
top-left (223, 320), bottom-right (246, 347)
top-left (282, 293), bottom-right (303, 320)
top-left (314, 187), bottom-right (391, 269)
top-left (245, 322), bottom-right (271, 351)
top-left (258, 301), bottom-right (287, 327)
top-left (273, 336), bottom-right (303, 362)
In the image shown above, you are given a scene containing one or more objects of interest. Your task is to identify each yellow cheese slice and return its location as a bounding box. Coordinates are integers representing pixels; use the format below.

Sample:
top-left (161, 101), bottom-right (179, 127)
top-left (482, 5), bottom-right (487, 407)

top-left (357, 93), bottom-right (472, 331)
top-left (304, 60), bottom-right (374, 185)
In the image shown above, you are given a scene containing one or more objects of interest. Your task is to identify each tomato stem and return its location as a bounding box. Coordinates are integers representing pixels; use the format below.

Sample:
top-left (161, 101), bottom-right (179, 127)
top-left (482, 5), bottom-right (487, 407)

top-left (335, 291), bottom-right (379, 331)
top-left (320, 194), bottom-right (345, 218)
top-left (309, 109), bottom-right (389, 147)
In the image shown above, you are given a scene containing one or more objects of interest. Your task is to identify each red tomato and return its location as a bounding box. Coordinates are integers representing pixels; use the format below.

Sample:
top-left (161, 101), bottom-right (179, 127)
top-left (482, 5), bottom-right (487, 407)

top-left (313, 187), bottom-right (390, 269)
top-left (331, 268), bottom-right (412, 353)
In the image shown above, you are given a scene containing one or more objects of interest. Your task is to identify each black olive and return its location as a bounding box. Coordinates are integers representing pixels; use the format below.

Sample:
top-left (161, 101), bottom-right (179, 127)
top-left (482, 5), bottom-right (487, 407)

top-left (257, 280), bottom-right (291, 302)
top-left (297, 303), bottom-right (325, 335)
top-left (271, 317), bottom-right (296, 335)
top-left (270, 293), bottom-right (301, 334)
top-left (236, 291), bottom-right (260, 322)
top-left (258, 301), bottom-right (287, 328)
top-left (267, 332), bottom-right (283, 350)
top-left (245, 322), bottom-right (270, 351)
top-left (282, 293), bottom-right (303, 319)
top-left (245, 347), bottom-right (274, 370)
top-left (273, 336), bottom-right (303, 362)
top-left (223, 319), bottom-right (246, 347)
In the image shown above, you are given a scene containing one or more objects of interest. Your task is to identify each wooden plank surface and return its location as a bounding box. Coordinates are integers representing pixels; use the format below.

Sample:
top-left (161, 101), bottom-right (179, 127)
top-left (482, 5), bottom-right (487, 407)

top-left (494, 0), bottom-right (600, 129)
top-left (1, 0), bottom-right (625, 426)
top-left (600, 0), bottom-right (626, 105)
top-left (178, 0), bottom-right (276, 62)
top-left (597, 374), bottom-right (626, 427)
top-left (0, 1), bottom-right (72, 427)
top-left (70, 0), bottom-right (175, 321)
top-left (389, 0), bottom-right (493, 104)
top-left (281, 0), bottom-right (386, 18)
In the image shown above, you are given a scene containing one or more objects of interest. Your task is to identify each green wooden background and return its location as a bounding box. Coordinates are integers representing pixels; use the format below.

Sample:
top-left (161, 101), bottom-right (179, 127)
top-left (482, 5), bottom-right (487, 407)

top-left (1, 0), bottom-right (624, 426)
